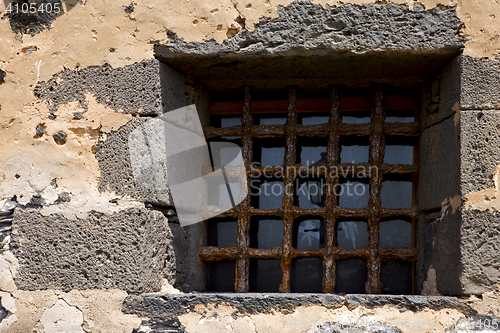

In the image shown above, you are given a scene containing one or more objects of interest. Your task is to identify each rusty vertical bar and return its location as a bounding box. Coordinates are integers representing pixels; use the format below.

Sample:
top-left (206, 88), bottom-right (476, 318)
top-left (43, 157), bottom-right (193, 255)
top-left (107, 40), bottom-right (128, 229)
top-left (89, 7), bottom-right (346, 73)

top-left (279, 86), bottom-right (298, 293)
top-left (366, 84), bottom-right (385, 294)
top-left (235, 86), bottom-right (253, 292)
top-left (323, 85), bottom-right (341, 293)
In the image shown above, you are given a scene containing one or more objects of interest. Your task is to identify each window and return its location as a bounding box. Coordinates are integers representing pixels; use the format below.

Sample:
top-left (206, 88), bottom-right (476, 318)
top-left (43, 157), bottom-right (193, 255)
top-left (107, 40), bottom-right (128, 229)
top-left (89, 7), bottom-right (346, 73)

top-left (200, 84), bottom-right (419, 294)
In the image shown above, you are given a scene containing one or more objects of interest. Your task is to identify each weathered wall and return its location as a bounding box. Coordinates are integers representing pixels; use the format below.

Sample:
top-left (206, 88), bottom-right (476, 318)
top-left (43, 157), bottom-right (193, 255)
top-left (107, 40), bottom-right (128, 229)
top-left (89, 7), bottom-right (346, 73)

top-left (123, 293), bottom-right (500, 333)
top-left (0, 0), bottom-right (499, 221)
top-left (1, 0), bottom-right (500, 332)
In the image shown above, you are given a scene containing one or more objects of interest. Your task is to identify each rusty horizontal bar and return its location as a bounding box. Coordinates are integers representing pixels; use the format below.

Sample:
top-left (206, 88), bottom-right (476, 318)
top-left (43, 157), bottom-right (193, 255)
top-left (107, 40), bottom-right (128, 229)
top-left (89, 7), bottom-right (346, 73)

top-left (200, 246), bottom-right (238, 260)
top-left (380, 248), bottom-right (418, 261)
top-left (291, 249), bottom-right (323, 258)
top-left (384, 122), bottom-right (421, 136)
top-left (200, 246), bottom-right (417, 262)
top-left (381, 164), bottom-right (419, 174)
top-left (205, 163), bottom-right (418, 180)
top-left (205, 205), bottom-right (419, 220)
top-left (204, 122), bottom-right (420, 139)
top-left (252, 125), bottom-right (286, 137)
top-left (248, 208), bottom-right (282, 216)
top-left (295, 124), bottom-right (329, 136)
top-left (248, 247), bottom-right (282, 259)
top-left (380, 207), bottom-right (419, 219)
top-left (211, 208), bottom-right (239, 219)
top-left (204, 126), bottom-right (242, 138)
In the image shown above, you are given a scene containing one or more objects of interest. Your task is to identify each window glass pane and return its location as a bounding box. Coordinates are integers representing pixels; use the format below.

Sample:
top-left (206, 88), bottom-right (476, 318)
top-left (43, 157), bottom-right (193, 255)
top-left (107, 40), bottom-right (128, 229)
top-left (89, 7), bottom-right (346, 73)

top-left (338, 176), bottom-right (370, 208)
top-left (340, 136), bottom-right (369, 164)
top-left (249, 259), bottom-right (282, 292)
top-left (336, 219), bottom-right (369, 250)
top-left (253, 138), bottom-right (285, 166)
top-left (256, 115), bottom-right (287, 125)
top-left (335, 259), bottom-right (367, 293)
top-left (295, 176), bottom-right (325, 209)
top-left (221, 117), bottom-right (242, 128)
top-left (301, 115), bottom-right (329, 125)
top-left (291, 258), bottom-right (323, 293)
top-left (381, 261), bottom-right (412, 294)
top-left (380, 217), bottom-right (412, 248)
top-left (341, 111), bottom-right (371, 124)
top-left (206, 176), bottom-right (242, 209)
top-left (297, 137), bottom-right (327, 166)
top-left (209, 141), bottom-right (243, 167)
top-left (210, 117), bottom-right (241, 140)
top-left (300, 146), bottom-right (327, 166)
top-left (262, 148), bottom-right (285, 166)
top-left (293, 217), bottom-right (324, 250)
top-left (381, 174), bottom-right (413, 209)
top-left (250, 217), bottom-right (283, 249)
top-left (251, 177), bottom-right (284, 210)
top-left (206, 219), bottom-right (238, 247)
top-left (385, 109), bottom-right (415, 123)
top-left (207, 261), bottom-right (235, 292)
top-left (384, 136), bottom-right (414, 165)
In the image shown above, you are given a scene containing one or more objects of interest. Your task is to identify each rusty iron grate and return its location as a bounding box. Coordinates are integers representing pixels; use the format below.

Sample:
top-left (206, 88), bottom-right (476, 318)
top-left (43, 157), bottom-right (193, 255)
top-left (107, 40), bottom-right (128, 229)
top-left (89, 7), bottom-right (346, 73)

top-left (201, 85), bottom-right (420, 293)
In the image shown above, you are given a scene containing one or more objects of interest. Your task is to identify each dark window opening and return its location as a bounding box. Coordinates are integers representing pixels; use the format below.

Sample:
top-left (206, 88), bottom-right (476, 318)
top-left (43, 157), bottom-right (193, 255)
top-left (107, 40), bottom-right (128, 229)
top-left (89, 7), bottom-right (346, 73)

top-left (200, 85), bottom-right (419, 294)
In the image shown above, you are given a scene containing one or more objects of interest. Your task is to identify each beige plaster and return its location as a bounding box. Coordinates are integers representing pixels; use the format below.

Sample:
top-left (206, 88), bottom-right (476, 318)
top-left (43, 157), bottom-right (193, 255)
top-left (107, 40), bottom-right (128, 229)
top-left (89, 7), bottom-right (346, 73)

top-left (421, 267), bottom-right (440, 296)
top-left (8, 290), bottom-right (59, 333)
top-left (0, 0), bottom-right (497, 216)
top-left (0, 0), bottom-right (498, 122)
top-left (464, 165), bottom-right (500, 211)
top-left (471, 290), bottom-right (500, 318)
top-left (441, 195), bottom-right (461, 214)
top-left (178, 303), bottom-right (466, 333)
top-left (2, 289), bottom-right (142, 333)
top-left (0, 291), bottom-right (17, 332)
top-left (38, 299), bottom-right (85, 333)
top-left (0, 93), bottom-right (141, 219)
top-left (0, 1), bottom-right (499, 331)
top-left (60, 290), bottom-right (142, 333)
top-left (0, 251), bottom-right (18, 293)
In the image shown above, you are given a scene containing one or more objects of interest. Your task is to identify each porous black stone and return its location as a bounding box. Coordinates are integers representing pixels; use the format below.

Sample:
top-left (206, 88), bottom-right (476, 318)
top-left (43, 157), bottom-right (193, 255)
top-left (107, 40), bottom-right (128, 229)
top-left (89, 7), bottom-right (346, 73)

top-left (2, 0), bottom-right (62, 36)
top-left (156, 1), bottom-right (464, 93)
top-left (460, 110), bottom-right (500, 195)
top-left (34, 60), bottom-right (164, 116)
top-left (461, 209), bottom-right (500, 294)
top-left (35, 124), bottom-right (44, 138)
top-left (52, 131), bottom-right (67, 145)
top-left (55, 192), bottom-right (71, 203)
top-left (11, 207), bottom-right (174, 293)
top-left (124, 4), bottom-right (134, 14)
top-left (0, 299), bottom-right (8, 323)
top-left (73, 112), bottom-right (84, 120)
top-left (96, 117), bottom-right (173, 206)
top-left (461, 56), bottom-right (500, 110)
top-left (162, 1), bottom-right (463, 56)
top-left (123, 293), bottom-right (345, 329)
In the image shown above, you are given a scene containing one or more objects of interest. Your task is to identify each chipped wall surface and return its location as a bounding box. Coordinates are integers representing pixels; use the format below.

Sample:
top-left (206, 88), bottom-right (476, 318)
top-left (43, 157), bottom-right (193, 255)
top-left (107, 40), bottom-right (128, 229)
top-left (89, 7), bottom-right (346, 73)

top-left (0, 0), bottom-right (498, 220)
top-left (1, 0), bottom-right (500, 332)
top-left (1, 289), bottom-right (142, 333)
top-left (123, 293), bottom-right (500, 333)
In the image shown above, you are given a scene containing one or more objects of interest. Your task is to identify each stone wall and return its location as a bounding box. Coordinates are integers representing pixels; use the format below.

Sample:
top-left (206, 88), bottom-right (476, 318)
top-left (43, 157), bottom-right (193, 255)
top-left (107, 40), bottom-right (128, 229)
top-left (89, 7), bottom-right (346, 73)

top-left (1, 0), bottom-right (500, 332)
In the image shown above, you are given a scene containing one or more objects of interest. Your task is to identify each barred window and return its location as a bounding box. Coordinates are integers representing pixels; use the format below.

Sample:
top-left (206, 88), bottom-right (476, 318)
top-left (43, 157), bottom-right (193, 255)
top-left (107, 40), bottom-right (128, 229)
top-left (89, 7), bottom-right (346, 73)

top-left (201, 84), bottom-right (419, 294)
